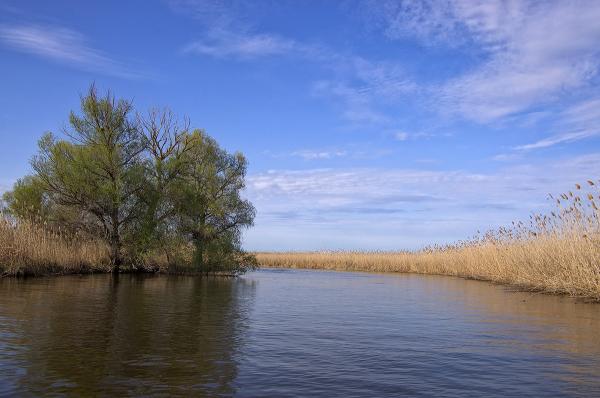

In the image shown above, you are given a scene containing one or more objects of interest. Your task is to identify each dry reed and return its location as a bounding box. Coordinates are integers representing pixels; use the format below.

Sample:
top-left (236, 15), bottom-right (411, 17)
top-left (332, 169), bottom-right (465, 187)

top-left (257, 181), bottom-right (600, 300)
top-left (0, 218), bottom-right (111, 276)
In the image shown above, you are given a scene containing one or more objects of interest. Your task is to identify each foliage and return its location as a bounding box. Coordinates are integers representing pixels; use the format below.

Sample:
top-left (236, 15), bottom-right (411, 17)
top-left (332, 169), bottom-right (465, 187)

top-left (3, 85), bottom-right (255, 275)
top-left (2, 175), bottom-right (50, 221)
top-left (171, 130), bottom-right (256, 273)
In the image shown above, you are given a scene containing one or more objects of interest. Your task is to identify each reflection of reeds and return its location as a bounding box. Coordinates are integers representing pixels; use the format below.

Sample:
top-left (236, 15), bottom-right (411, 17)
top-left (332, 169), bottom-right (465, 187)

top-left (257, 182), bottom-right (600, 300)
top-left (0, 218), bottom-right (111, 276)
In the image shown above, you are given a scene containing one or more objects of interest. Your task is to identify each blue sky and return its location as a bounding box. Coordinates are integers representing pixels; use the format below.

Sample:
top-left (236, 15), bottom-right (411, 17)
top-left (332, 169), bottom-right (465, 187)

top-left (2, 0), bottom-right (600, 250)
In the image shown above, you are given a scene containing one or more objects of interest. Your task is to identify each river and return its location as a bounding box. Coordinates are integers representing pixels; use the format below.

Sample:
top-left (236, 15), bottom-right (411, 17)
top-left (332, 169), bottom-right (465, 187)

top-left (0, 269), bottom-right (599, 397)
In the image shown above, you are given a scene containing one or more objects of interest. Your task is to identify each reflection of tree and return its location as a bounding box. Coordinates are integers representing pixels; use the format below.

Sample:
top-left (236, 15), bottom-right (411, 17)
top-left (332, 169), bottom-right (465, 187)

top-left (0, 275), bottom-right (255, 396)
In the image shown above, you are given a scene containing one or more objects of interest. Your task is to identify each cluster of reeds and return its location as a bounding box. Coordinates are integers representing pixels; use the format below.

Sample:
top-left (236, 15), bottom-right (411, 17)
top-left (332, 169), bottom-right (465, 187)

top-left (0, 217), bottom-right (111, 276)
top-left (0, 216), bottom-right (237, 276)
top-left (256, 181), bottom-right (600, 300)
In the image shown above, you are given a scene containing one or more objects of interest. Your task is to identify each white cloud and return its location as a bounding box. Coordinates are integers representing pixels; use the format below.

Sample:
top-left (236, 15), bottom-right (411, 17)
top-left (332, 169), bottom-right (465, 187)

top-left (168, 0), bottom-right (258, 28)
top-left (0, 24), bottom-right (143, 79)
top-left (514, 97), bottom-right (600, 151)
top-left (268, 145), bottom-right (394, 161)
top-left (366, 0), bottom-right (600, 123)
top-left (184, 32), bottom-right (415, 126)
top-left (176, 0), bottom-right (301, 59)
top-left (291, 149), bottom-right (347, 160)
top-left (184, 30), bottom-right (296, 58)
top-left (244, 153), bottom-right (600, 250)
top-left (311, 56), bottom-right (417, 125)
top-left (515, 129), bottom-right (600, 151)
top-left (173, 0), bottom-right (417, 125)
top-left (312, 80), bottom-right (391, 125)
top-left (363, 0), bottom-right (463, 44)
top-left (394, 132), bottom-right (409, 141)
top-left (442, 0), bottom-right (600, 122)
top-left (176, 0), bottom-right (600, 147)
top-left (562, 98), bottom-right (600, 126)
top-left (492, 153), bottom-right (521, 162)
top-left (392, 131), bottom-right (437, 141)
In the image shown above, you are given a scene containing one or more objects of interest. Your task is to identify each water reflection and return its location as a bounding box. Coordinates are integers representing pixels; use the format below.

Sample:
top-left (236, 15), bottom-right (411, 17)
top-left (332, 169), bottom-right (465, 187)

top-left (404, 274), bottom-right (600, 355)
top-left (1, 270), bottom-right (599, 397)
top-left (235, 270), bottom-right (600, 397)
top-left (0, 275), bottom-right (255, 396)
top-left (408, 274), bottom-right (600, 395)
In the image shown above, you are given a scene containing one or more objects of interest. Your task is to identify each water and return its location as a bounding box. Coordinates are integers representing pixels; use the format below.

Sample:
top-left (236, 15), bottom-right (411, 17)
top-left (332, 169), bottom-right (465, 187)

top-left (0, 269), bottom-right (599, 397)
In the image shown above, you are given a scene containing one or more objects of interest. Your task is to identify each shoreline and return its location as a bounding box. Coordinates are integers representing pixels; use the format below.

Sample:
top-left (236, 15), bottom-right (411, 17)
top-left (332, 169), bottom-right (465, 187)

top-left (255, 248), bottom-right (600, 301)
top-left (1, 268), bottom-right (243, 278)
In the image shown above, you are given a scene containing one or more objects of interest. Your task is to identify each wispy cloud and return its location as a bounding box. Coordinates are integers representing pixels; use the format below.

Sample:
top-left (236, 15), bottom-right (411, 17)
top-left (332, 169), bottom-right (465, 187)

top-left (267, 144), bottom-right (393, 161)
top-left (492, 153), bottom-right (521, 162)
top-left (168, 0), bottom-right (258, 28)
top-left (184, 29), bottom-right (417, 126)
top-left (173, 0), bottom-right (297, 59)
top-left (392, 131), bottom-right (437, 141)
top-left (394, 132), bottom-right (409, 141)
top-left (291, 149), bottom-right (348, 160)
top-left (452, 1), bottom-right (599, 122)
top-left (0, 24), bottom-right (144, 79)
top-left (311, 57), bottom-right (417, 126)
top-left (175, 0), bottom-right (600, 148)
top-left (173, 1), bottom-right (417, 125)
top-left (312, 80), bottom-right (391, 125)
top-left (183, 30), bottom-right (296, 58)
top-left (514, 97), bottom-right (600, 151)
top-left (365, 0), bottom-right (600, 123)
top-left (562, 98), bottom-right (600, 126)
top-left (515, 130), bottom-right (600, 151)
top-left (245, 153), bottom-right (600, 250)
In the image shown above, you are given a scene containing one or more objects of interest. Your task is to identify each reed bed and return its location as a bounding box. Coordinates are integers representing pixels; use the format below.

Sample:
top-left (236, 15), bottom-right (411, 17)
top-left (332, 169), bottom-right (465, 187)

top-left (257, 181), bottom-right (600, 300)
top-left (0, 218), bottom-right (239, 276)
top-left (0, 218), bottom-right (111, 276)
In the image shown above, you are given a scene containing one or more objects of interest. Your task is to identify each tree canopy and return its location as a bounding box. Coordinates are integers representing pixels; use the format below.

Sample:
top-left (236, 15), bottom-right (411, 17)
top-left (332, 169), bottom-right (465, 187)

top-left (2, 85), bottom-right (256, 274)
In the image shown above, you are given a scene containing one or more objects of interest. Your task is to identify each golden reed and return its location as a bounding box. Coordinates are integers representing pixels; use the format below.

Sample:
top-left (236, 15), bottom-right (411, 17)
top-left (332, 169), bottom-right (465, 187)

top-left (257, 181), bottom-right (600, 300)
top-left (0, 218), bottom-right (111, 276)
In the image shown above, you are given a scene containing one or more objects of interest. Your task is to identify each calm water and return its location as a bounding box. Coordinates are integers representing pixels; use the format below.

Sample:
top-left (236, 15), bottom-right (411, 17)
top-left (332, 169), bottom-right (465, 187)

top-left (0, 269), bottom-right (599, 397)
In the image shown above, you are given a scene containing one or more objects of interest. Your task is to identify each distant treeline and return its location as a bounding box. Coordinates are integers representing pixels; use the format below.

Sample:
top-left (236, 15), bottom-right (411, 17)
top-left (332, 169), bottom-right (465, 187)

top-left (1, 85), bottom-right (256, 275)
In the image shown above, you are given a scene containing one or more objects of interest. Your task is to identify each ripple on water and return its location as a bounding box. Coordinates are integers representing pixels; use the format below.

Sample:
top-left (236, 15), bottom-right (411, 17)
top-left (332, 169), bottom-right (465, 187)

top-left (0, 270), bottom-right (598, 397)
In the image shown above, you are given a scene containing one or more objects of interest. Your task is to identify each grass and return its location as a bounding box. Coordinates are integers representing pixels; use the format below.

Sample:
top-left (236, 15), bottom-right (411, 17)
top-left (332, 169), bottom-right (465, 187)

top-left (0, 218), bottom-right (240, 276)
top-left (0, 218), bottom-right (111, 276)
top-left (2, 180), bottom-right (600, 298)
top-left (257, 181), bottom-right (600, 301)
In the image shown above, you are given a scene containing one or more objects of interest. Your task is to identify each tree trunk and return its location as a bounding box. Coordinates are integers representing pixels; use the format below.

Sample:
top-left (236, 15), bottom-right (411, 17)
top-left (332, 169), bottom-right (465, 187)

top-left (110, 210), bottom-right (121, 273)
top-left (111, 238), bottom-right (121, 272)
top-left (193, 234), bottom-right (204, 272)
top-left (193, 215), bottom-right (207, 273)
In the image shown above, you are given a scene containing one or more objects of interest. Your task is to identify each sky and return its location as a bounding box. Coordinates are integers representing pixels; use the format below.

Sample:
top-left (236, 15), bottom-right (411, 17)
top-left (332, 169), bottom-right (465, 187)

top-left (1, 0), bottom-right (600, 251)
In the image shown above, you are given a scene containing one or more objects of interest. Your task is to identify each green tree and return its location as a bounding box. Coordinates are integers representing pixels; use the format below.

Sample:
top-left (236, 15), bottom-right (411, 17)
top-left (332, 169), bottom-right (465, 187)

top-left (173, 130), bottom-right (256, 273)
top-left (2, 175), bottom-right (50, 221)
top-left (32, 85), bottom-right (145, 270)
top-left (3, 85), bottom-right (256, 275)
top-left (127, 108), bottom-right (192, 262)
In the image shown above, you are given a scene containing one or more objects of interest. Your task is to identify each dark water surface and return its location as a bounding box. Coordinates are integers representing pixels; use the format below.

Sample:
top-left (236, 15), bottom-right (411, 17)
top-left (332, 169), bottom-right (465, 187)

top-left (0, 269), bottom-right (599, 397)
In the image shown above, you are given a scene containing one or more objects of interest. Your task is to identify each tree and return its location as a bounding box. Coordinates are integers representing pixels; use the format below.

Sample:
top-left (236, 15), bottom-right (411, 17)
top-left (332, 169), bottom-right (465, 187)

top-left (126, 108), bottom-right (192, 261)
top-left (3, 85), bottom-right (256, 274)
top-left (32, 85), bottom-right (145, 270)
top-left (2, 174), bottom-right (103, 237)
top-left (2, 175), bottom-right (50, 222)
top-left (172, 130), bottom-right (256, 273)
